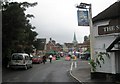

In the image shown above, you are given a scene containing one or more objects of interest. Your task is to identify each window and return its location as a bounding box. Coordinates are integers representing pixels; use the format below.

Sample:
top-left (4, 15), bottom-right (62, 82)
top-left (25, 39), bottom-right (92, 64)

top-left (25, 55), bottom-right (30, 60)
top-left (12, 55), bottom-right (23, 60)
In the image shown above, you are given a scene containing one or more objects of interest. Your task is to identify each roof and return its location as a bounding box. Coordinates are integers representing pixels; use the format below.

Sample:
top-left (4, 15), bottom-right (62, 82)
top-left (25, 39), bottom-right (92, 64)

top-left (36, 38), bottom-right (46, 50)
top-left (83, 40), bottom-right (90, 45)
top-left (12, 53), bottom-right (28, 55)
top-left (64, 43), bottom-right (74, 48)
top-left (106, 36), bottom-right (120, 52)
top-left (93, 1), bottom-right (120, 23)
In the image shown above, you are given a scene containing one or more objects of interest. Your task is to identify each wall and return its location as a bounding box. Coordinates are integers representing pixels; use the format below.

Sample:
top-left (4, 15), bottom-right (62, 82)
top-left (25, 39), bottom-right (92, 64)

top-left (93, 20), bottom-right (117, 74)
top-left (115, 51), bottom-right (120, 73)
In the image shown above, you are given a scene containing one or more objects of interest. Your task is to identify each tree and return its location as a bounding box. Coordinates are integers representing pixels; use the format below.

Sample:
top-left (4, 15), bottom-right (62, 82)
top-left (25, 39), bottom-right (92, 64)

top-left (2, 1), bottom-right (38, 66)
top-left (84, 36), bottom-right (88, 42)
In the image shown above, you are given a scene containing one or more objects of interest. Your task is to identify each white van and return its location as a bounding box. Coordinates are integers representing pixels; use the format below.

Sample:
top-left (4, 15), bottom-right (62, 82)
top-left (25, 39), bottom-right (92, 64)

top-left (9, 53), bottom-right (33, 69)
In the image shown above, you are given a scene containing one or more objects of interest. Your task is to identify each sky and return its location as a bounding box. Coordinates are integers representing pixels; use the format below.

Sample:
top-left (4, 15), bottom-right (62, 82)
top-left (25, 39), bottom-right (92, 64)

top-left (14, 0), bottom-right (117, 44)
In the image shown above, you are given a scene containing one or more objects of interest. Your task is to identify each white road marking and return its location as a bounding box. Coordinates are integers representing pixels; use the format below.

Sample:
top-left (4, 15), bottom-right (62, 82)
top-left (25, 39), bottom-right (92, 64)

top-left (74, 61), bottom-right (77, 68)
top-left (70, 61), bottom-right (77, 71)
top-left (70, 62), bottom-right (73, 71)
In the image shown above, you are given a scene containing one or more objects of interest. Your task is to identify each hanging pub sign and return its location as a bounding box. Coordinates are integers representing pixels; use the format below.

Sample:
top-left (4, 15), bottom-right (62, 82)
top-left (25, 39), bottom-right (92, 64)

top-left (77, 10), bottom-right (89, 26)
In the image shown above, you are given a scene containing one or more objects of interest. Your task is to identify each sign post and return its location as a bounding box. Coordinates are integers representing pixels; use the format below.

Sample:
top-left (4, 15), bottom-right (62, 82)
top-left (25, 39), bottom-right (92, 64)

top-left (76, 3), bottom-right (94, 59)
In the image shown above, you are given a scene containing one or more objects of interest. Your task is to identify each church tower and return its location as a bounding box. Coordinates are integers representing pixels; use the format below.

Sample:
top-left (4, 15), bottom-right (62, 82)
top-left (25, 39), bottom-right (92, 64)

top-left (72, 32), bottom-right (78, 46)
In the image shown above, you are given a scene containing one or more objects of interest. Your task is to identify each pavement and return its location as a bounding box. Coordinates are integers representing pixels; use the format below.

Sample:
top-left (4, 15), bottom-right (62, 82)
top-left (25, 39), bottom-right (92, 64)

top-left (69, 59), bottom-right (118, 84)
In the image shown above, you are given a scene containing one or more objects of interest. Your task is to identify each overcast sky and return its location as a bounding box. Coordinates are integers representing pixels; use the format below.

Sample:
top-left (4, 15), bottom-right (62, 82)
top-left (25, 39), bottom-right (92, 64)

top-left (15, 0), bottom-right (117, 44)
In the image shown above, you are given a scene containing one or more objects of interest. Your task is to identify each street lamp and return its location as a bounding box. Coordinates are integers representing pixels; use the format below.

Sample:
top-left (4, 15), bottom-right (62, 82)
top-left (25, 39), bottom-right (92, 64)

top-left (76, 2), bottom-right (94, 59)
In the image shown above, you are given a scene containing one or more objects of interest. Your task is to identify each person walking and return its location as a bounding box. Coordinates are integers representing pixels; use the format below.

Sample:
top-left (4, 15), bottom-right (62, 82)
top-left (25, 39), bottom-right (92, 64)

top-left (49, 54), bottom-right (52, 63)
top-left (42, 55), bottom-right (46, 64)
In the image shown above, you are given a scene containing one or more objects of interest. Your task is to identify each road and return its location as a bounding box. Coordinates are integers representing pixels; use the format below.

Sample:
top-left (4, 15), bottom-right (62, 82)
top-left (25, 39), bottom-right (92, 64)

top-left (2, 57), bottom-right (80, 84)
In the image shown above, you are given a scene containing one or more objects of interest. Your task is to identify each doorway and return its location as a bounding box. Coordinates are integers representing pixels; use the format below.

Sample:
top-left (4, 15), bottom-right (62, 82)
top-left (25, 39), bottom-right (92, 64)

top-left (115, 51), bottom-right (120, 73)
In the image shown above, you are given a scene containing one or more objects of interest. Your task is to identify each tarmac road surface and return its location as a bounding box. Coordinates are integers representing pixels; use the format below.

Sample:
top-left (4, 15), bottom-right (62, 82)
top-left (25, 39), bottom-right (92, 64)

top-left (2, 58), bottom-right (80, 84)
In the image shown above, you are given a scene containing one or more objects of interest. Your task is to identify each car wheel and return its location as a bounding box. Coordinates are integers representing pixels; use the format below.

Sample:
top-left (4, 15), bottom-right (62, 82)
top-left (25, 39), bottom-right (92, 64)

top-left (39, 61), bottom-right (41, 64)
top-left (30, 64), bottom-right (33, 68)
top-left (25, 65), bottom-right (28, 70)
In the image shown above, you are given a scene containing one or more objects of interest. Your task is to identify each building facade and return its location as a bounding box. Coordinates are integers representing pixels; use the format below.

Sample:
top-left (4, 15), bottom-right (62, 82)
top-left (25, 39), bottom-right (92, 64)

top-left (34, 38), bottom-right (46, 56)
top-left (91, 1), bottom-right (120, 81)
top-left (46, 38), bottom-right (62, 52)
top-left (63, 32), bottom-right (90, 54)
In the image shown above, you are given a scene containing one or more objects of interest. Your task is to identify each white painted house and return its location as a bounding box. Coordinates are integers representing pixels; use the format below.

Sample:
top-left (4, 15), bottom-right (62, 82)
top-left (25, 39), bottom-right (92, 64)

top-left (91, 1), bottom-right (120, 81)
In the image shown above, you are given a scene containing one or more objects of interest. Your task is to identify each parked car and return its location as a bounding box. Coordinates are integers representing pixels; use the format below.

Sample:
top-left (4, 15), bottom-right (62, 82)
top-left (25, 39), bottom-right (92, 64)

top-left (52, 56), bottom-right (56, 61)
top-left (32, 56), bottom-right (42, 64)
top-left (9, 53), bottom-right (33, 70)
top-left (65, 56), bottom-right (71, 61)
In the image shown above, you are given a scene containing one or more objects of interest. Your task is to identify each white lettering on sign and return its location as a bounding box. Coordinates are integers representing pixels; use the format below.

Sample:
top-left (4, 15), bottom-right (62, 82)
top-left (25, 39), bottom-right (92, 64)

top-left (103, 25), bottom-right (120, 32)
top-left (98, 25), bottom-right (120, 35)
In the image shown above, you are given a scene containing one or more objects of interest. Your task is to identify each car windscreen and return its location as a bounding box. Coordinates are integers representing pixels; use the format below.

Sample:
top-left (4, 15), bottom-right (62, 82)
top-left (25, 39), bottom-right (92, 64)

top-left (12, 55), bottom-right (23, 60)
top-left (33, 56), bottom-right (38, 58)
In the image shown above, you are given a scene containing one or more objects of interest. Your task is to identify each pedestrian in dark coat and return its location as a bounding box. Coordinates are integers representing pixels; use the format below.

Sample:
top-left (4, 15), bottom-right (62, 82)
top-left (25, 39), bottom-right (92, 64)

top-left (42, 56), bottom-right (46, 64)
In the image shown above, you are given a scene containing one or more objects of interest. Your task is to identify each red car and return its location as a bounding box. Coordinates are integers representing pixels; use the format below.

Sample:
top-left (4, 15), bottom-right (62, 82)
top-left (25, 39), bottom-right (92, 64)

top-left (65, 56), bottom-right (71, 61)
top-left (52, 56), bottom-right (56, 61)
top-left (32, 56), bottom-right (42, 64)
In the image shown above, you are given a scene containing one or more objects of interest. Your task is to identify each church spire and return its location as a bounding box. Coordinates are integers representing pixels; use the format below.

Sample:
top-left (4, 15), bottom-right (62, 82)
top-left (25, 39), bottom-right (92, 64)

top-left (72, 32), bottom-right (78, 46)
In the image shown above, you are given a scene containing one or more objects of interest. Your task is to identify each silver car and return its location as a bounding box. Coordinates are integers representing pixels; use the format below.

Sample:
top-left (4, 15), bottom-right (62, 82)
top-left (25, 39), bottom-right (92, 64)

top-left (9, 53), bottom-right (33, 69)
